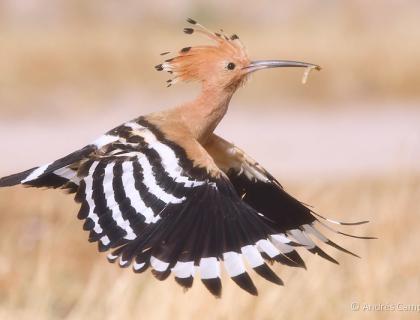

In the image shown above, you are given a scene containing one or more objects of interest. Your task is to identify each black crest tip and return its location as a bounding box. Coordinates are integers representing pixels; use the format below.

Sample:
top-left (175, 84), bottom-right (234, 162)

top-left (155, 64), bottom-right (163, 71)
top-left (183, 28), bottom-right (194, 34)
top-left (160, 51), bottom-right (170, 56)
top-left (230, 34), bottom-right (239, 40)
top-left (180, 46), bottom-right (191, 53)
top-left (186, 18), bottom-right (197, 25)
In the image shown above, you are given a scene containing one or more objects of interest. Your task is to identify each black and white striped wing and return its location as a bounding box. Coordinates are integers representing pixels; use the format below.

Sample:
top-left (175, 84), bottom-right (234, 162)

top-left (206, 134), bottom-right (373, 273)
top-left (71, 119), bottom-right (295, 297)
top-left (0, 119), bottom-right (372, 298)
top-left (0, 119), bottom-right (284, 296)
top-left (0, 145), bottom-right (97, 192)
top-left (225, 159), bottom-right (366, 265)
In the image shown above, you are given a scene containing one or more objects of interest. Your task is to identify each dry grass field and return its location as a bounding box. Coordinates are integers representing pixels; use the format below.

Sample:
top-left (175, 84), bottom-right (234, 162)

top-left (1, 1), bottom-right (420, 319)
top-left (0, 173), bottom-right (419, 319)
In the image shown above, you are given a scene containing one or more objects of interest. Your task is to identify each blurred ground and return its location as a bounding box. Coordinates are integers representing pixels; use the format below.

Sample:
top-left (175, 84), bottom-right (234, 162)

top-left (0, 1), bottom-right (420, 320)
top-left (1, 0), bottom-right (420, 117)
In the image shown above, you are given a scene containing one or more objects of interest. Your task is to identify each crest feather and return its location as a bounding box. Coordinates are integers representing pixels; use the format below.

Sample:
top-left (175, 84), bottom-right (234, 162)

top-left (155, 19), bottom-right (247, 85)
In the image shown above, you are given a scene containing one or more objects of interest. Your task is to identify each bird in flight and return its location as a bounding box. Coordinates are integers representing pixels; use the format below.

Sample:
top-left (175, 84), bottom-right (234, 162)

top-left (0, 19), bottom-right (371, 297)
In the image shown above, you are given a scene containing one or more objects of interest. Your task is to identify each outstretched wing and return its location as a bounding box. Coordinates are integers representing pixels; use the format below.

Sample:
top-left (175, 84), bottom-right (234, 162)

top-left (71, 117), bottom-right (303, 297)
top-left (205, 134), bottom-right (372, 265)
top-left (0, 118), bottom-right (371, 298)
top-left (0, 145), bottom-right (97, 192)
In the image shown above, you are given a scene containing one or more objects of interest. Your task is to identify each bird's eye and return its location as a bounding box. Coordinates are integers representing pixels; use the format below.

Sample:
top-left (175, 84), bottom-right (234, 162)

top-left (227, 62), bottom-right (236, 70)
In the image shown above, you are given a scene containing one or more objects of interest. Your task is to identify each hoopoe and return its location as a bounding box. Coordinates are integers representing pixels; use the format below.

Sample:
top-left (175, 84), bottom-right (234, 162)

top-left (0, 19), bottom-right (372, 297)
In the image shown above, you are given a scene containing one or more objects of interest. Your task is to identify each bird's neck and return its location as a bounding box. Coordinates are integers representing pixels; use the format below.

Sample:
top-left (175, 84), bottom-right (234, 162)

top-left (176, 85), bottom-right (234, 143)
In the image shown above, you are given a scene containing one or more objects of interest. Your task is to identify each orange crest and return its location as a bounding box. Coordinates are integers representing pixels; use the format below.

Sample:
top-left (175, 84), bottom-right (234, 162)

top-left (155, 18), bottom-right (250, 87)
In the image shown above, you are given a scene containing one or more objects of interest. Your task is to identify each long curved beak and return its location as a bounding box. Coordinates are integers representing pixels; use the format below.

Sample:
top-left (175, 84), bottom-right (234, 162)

top-left (244, 60), bottom-right (321, 74)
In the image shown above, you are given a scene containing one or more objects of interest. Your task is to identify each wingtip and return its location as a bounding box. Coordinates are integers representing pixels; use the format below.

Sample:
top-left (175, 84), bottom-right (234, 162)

top-left (231, 273), bottom-right (258, 296)
top-left (283, 251), bottom-right (307, 269)
top-left (312, 211), bottom-right (371, 226)
top-left (309, 247), bottom-right (340, 265)
top-left (253, 264), bottom-right (284, 286)
top-left (175, 276), bottom-right (194, 289)
top-left (202, 278), bottom-right (222, 298)
top-left (325, 240), bottom-right (361, 258)
top-left (152, 269), bottom-right (171, 281)
top-left (337, 231), bottom-right (378, 240)
top-left (0, 168), bottom-right (36, 188)
top-left (340, 220), bottom-right (370, 226)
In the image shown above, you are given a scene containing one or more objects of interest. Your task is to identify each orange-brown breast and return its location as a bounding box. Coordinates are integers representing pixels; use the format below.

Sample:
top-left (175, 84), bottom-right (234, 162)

top-left (144, 112), bottom-right (222, 178)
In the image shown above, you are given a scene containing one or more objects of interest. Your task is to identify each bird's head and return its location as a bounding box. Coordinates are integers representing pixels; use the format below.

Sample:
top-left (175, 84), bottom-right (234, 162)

top-left (155, 18), bottom-right (321, 92)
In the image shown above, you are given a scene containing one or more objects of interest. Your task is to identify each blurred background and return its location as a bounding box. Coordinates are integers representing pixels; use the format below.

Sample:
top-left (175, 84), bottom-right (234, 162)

top-left (0, 1), bottom-right (419, 319)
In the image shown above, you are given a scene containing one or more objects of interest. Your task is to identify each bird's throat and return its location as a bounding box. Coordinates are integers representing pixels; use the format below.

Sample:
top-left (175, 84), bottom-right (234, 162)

top-left (177, 86), bottom-right (234, 144)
